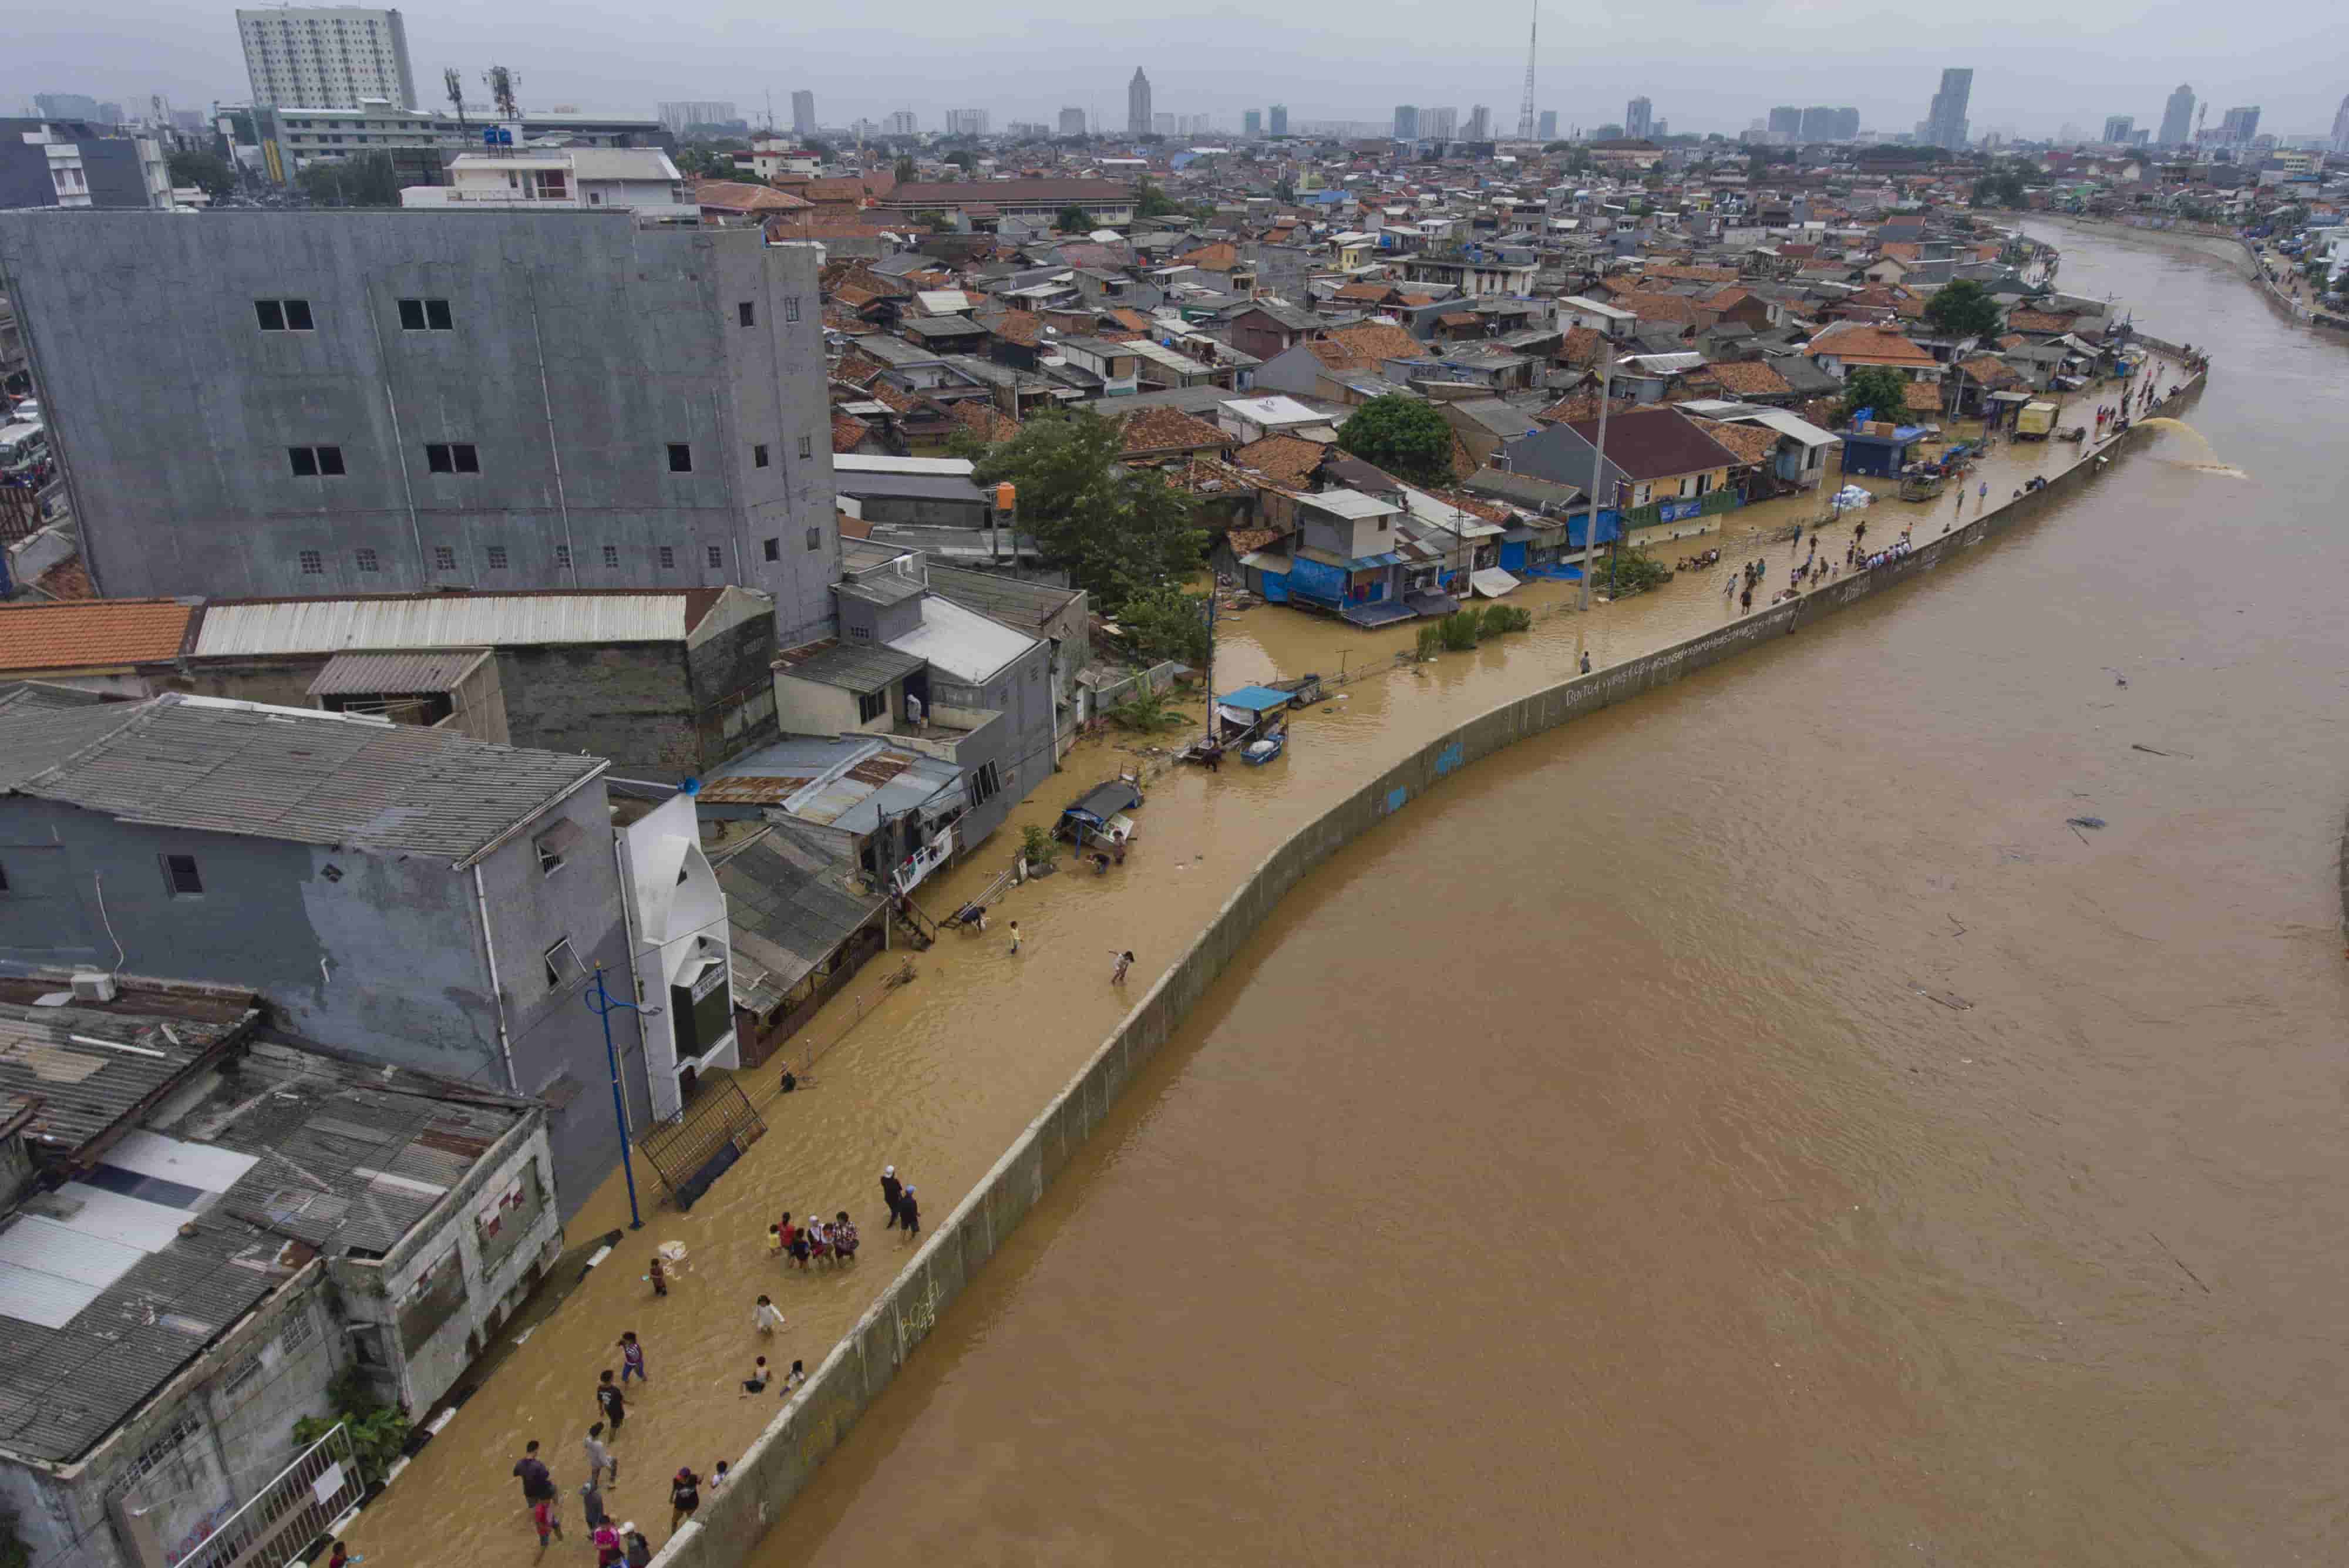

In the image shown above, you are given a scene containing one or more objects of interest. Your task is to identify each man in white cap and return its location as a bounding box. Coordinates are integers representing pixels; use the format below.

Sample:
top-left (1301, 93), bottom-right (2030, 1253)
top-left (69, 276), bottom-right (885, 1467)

top-left (880, 1165), bottom-right (904, 1229)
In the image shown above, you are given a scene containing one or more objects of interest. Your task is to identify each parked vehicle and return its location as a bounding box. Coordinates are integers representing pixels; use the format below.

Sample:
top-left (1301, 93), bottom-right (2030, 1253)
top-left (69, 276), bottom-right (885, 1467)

top-left (0, 422), bottom-right (46, 478)
top-left (2015, 401), bottom-right (2059, 440)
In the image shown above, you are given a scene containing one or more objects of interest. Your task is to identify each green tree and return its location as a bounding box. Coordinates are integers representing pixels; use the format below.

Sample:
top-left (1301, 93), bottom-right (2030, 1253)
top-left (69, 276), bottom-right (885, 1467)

top-left (168, 148), bottom-right (237, 200)
top-left (1056, 203), bottom-right (1092, 233)
top-left (894, 155), bottom-right (916, 184)
top-left (295, 153), bottom-right (399, 207)
top-left (1922, 278), bottom-right (2001, 338)
top-left (1115, 582), bottom-right (1213, 665)
top-left (944, 150), bottom-right (977, 172)
top-left (1133, 179), bottom-right (1182, 218)
top-left (971, 409), bottom-right (1206, 606)
top-left (1336, 395), bottom-right (1454, 486)
top-left (292, 1369), bottom-right (411, 1481)
top-left (917, 209), bottom-right (954, 234)
top-left (1836, 365), bottom-right (1912, 425)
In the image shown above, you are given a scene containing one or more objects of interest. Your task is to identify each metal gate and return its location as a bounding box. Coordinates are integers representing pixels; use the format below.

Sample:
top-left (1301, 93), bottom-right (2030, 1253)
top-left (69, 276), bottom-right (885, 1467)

top-left (637, 1074), bottom-right (766, 1202)
top-left (129, 1423), bottom-right (365, 1568)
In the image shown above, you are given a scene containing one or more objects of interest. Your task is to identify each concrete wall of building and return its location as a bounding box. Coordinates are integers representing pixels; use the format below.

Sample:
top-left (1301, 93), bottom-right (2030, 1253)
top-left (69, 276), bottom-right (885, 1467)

top-left (0, 213), bottom-right (835, 635)
top-left (77, 140), bottom-right (149, 209)
top-left (467, 785), bottom-right (649, 1209)
top-left (770, 674), bottom-right (873, 738)
top-left (332, 1116), bottom-right (562, 1412)
top-left (0, 1269), bottom-right (343, 1568)
top-left (633, 366), bottom-right (2211, 1568)
top-left (0, 784), bottom-right (642, 1216)
top-left (929, 634), bottom-right (1053, 849)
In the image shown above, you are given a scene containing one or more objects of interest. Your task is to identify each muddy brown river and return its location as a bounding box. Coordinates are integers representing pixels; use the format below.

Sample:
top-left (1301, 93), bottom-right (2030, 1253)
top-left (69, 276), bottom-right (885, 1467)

top-left (745, 230), bottom-right (2349, 1564)
top-left (342, 224), bottom-right (2347, 1568)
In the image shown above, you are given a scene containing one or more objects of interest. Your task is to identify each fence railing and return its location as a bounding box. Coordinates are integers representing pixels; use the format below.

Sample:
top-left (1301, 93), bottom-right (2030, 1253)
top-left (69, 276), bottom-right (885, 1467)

top-left (126, 1421), bottom-right (361, 1568)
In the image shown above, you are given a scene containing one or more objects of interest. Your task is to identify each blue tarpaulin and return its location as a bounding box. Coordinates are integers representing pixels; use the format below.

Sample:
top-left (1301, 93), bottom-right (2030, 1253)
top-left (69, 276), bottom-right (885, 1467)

top-left (1218, 685), bottom-right (1294, 712)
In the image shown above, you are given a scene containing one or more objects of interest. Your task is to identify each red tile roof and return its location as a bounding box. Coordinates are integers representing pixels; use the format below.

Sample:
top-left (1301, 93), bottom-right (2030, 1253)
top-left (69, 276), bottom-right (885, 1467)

top-left (1231, 434), bottom-right (1324, 489)
top-left (1119, 406), bottom-right (1229, 456)
top-left (1689, 359), bottom-right (1792, 397)
top-left (949, 401), bottom-right (1022, 444)
top-left (831, 413), bottom-right (872, 453)
top-left (694, 180), bottom-right (812, 214)
top-left (1558, 405), bottom-right (1742, 482)
top-left (0, 597), bottom-right (194, 673)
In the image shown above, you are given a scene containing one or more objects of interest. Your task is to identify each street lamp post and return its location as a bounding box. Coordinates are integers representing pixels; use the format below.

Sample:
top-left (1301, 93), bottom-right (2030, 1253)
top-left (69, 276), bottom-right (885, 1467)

top-left (1576, 354), bottom-right (1620, 613)
top-left (584, 964), bottom-right (649, 1230)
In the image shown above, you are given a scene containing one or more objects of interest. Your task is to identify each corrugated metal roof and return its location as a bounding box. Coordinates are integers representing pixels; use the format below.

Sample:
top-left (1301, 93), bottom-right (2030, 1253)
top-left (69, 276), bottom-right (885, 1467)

top-left (886, 595), bottom-right (1036, 686)
top-left (307, 648), bottom-right (492, 698)
top-left (716, 824), bottom-right (889, 1001)
top-left (191, 591), bottom-right (735, 658)
top-left (0, 695), bottom-right (604, 865)
top-left (772, 641), bottom-right (924, 695)
top-left (924, 568), bottom-right (1082, 634)
top-left (0, 1040), bottom-right (532, 1463)
top-left (0, 995), bottom-right (251, 1152)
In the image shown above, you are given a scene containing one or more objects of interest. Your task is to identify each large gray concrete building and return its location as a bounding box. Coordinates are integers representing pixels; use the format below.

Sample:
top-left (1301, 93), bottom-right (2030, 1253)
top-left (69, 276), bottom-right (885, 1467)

top-left (0, 211), bottom-right (840, 646)
top-left (0, 693), bottom-right (647, 1210)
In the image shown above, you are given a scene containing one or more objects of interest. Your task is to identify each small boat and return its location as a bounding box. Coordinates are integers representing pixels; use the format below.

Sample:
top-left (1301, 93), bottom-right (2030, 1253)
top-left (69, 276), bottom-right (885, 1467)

top-left (1241, 732), bottom-right (1285, 766)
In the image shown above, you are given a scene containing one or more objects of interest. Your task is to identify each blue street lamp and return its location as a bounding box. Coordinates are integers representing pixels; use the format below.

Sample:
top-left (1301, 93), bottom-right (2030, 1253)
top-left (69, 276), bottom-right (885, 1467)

top-left (584, 964), bottom-right (649, 1230)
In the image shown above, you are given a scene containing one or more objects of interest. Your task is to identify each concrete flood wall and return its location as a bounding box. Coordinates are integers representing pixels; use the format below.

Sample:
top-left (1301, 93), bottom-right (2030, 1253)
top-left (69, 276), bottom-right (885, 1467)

top-left (651, 365), bottom-right (2210, 1568)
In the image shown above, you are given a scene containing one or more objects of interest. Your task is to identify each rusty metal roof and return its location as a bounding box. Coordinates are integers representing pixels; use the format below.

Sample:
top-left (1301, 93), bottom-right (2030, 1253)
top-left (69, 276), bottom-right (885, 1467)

top-left (306, 648), bottom-right (493, 698)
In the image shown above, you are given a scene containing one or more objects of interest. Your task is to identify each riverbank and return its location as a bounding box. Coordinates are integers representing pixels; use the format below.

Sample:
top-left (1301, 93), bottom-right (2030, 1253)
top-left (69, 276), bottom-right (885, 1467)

top-left (335, 342), bottom-right (2193, 1568)
top-left (2030, 213), bottom-right (2349, 335)
top-left (632, 355), bottom-right (2203, 1568)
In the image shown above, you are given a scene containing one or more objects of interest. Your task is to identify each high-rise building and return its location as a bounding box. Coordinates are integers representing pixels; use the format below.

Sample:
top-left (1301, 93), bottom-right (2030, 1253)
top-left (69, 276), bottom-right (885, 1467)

top-left (2158, 83), bottom-right (2195, 146)
top-left (790, 90), bottom-right (816, 136)
top-left (1394, 105), bottom-right (1418, 139)
top-left (1465, 105), bottom-right (1492, 140)
top-left (1768, 105), bottom-right (1801, 138)
top-left (1923, 67), bottom-right (1971, 150)
top-left (1152, 113), bottom-right (1173, 136)
top-left (1797, 105), bottom-right (1855, 141)
top-left (1245, 109), bottom-right (1263, 136)
top-left (31, 93), bottom-right (103, 122)
top-left (1128, 68), bottom-right (1152, 136)
top-left (1059, 106), bottom-right (1086, 136)
top-left (1653, 117), bottom-right (1667, 140)
top-left (1428, 106), bottom-right (1458, 141)
top-left (0, 210), bottom-right (840, 638)
top-left (2218, 105), bottom-right (2260, 145)
top-left (658, 101), bottom-right (739, 137)
top-left (1269, 103), bottom-right (1288, 136)
top-left (1537, 109), bottom-right (1557, 140)
top-left (2332, 93), bottom-right (2349, 154)
top-left (883, 110), bottom-right (917, 136)
top-left (1624, 96), bottom-right (1653, 139)
top-left (236, 6), bottom-right (417, 110)
top-left (2102, 115), bottom-right (2135, 144)
top-left (943, 108), bottom-right (988, 136)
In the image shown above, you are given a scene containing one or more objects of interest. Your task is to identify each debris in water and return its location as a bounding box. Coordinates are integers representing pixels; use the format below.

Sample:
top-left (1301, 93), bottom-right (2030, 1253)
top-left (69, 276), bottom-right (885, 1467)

top-left (1910, 987), bottom-right (1973, 1011)
top-left (2067, 816), bottom-right (2107, 830)
top-left (2131, 743), bottom-right (2193, 758)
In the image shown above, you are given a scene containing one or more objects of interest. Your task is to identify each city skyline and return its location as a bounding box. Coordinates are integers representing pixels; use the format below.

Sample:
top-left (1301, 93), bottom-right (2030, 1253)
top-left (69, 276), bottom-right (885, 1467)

top-left (9, 2), bottom-right (2348, 140)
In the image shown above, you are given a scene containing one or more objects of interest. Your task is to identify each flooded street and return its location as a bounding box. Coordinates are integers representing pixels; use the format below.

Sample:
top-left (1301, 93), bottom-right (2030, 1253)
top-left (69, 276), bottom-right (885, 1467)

top-left (738, 229), bottom-right (2349, 1564)
top-left (339, 223), bottom-right (2334, 1568)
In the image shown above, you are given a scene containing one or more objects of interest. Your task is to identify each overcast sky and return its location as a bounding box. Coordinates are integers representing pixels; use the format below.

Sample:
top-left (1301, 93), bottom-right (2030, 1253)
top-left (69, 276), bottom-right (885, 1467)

top-left (10, 0), bottom-right (2347, 139)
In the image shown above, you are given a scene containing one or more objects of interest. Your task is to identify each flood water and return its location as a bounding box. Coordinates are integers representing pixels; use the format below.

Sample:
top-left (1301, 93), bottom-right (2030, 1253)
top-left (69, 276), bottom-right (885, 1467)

top-left (339, 225), bottom-right (2343, 1568)
top-left (732, 227), bottom-right (2349, 1564)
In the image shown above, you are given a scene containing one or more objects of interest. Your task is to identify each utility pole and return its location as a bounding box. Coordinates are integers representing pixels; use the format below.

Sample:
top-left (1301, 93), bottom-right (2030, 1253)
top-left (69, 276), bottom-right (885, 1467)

top-left (1577, 354), bottom-right (1617, 612)
top-left (584, 965), bottom-right (648, 1229)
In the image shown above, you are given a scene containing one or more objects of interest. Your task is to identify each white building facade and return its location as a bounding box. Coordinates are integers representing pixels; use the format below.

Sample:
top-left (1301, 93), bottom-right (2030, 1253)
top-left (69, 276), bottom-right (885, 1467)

top-left (237, 6), bottom-right (417, 110)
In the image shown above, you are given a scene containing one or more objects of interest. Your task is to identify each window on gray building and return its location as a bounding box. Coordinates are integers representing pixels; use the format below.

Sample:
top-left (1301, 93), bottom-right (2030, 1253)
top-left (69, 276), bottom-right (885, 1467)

top-left (487, 546), bottom-right (508, 569)
top-left (667, 443), bottom-right (693, 473)
top-left (797, 435), bottom-right (813, 460)
top-left (738, 301), bottom-right (756, 327)
top-left (425, 442), bottom-right (477, 474)
top-left (761, 538), bottom-right (778, 561)
top-left (556, 546), bottom-right (571, 569)
top-left (288, 445), bottom-right (344, 477)
top-left (970, 761), bottom-right (1002, 806)
top-left (299, 550), bottom-right (323, 574)
top-left (602, 544), bottom-right (619, 568)
top-left (706, 546), bottom-right (723, 568)
top-left (753, 444), bottom-right (769, 468)
top-left (784, 296), bottom-right (801, 322)
top-left (355, 549), bottom-right (379, 572)
top-left (160, 853), bottom-right (204, 897)
top-left (857, 689), bottom-right (888, 723)
top-left (806, 526), bottom-right (822, 552)
top-left (543, 937), bottom-right (576, 990)
top-left (255, 298), bottom-right (314, 331)
top-left (398, 298), bottom-right (454, 332)
top-left (657, 546), bottom-right (674, 568)
top-left (433, 546), bottom-right (456, 570)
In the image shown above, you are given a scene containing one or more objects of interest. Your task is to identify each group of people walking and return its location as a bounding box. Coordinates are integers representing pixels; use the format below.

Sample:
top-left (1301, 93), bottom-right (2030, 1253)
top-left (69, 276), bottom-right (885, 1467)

top-left (767, 1209), bottom-right (861, 1268)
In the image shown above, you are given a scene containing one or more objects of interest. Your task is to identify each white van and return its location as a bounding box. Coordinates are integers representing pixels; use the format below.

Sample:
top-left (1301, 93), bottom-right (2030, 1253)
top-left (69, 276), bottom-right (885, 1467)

top-left (0, 421), bottom-right (47, 476)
